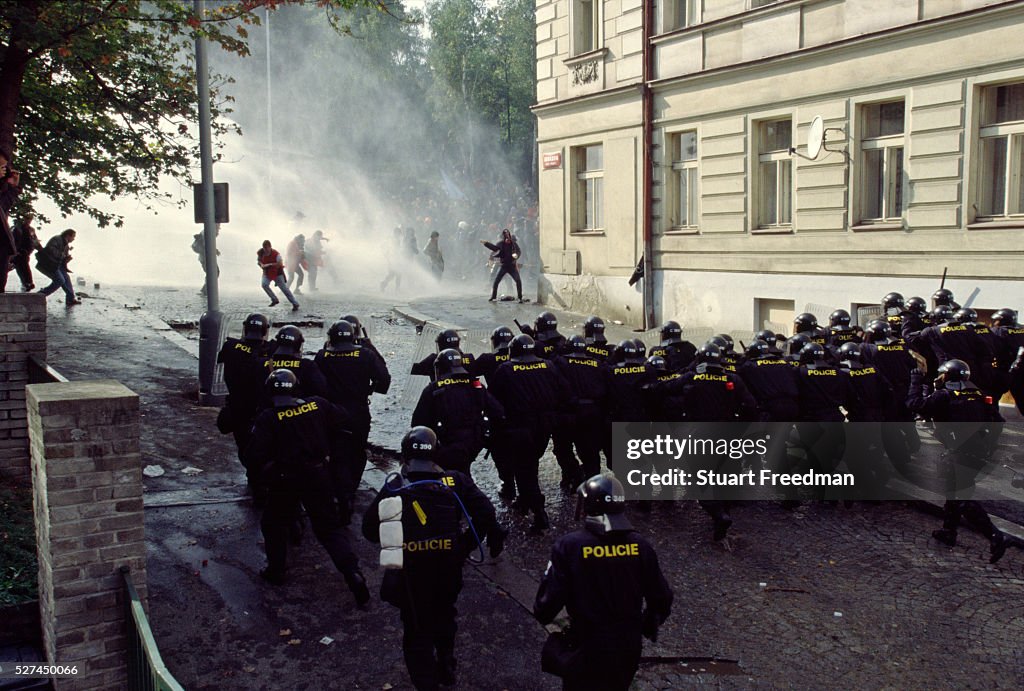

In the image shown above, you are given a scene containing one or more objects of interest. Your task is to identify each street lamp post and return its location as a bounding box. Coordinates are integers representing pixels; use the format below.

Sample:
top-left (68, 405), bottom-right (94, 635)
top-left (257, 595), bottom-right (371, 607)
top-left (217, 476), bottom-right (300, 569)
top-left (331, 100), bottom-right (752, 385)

top-left (194, 0), bottom-right (224, 406)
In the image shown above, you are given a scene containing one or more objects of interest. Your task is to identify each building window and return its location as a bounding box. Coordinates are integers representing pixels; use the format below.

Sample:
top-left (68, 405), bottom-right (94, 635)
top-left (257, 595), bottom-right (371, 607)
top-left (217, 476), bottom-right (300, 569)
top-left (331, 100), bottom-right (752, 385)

top-left (860, 100), bottom-right (905, 222)
top-left (749, 0), bottom-right (783, 8)
top-left (978, 83), bottom-right (1024, 217)
top-left (756, 118), bottom-right (792, 228)
top-left (573, 0), bottom-right (599, 55)
top-left (667, 0), bottom-right (699, 30)
top-left (574, 144), bottom-right (603, 232)
top-left (671, 131), bottom-right (699, 228)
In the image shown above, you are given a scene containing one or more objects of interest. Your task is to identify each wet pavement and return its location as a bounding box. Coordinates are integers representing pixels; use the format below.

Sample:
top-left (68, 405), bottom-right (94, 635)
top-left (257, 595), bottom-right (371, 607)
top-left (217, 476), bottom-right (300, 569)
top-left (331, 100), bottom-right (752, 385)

top-left (39, 281), bottom-right (1024, 689)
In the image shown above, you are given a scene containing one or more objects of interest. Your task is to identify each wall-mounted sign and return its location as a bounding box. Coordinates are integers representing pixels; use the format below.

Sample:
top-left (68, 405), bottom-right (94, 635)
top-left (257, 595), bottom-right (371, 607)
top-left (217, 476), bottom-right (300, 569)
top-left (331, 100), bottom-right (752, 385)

top-left (542, 152), bottom-right (562, 170)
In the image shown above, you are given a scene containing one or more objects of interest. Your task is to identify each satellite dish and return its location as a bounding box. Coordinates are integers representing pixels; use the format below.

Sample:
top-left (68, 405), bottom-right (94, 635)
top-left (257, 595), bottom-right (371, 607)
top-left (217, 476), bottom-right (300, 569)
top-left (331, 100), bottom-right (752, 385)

top-left (806, 116), bottom-right (825, 159)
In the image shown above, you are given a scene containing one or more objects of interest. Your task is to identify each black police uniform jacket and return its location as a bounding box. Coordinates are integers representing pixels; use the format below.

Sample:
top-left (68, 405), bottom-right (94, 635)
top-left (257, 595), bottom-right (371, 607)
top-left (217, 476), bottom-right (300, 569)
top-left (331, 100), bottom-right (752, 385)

top-left (264, 353), bottom-right (329, 400)
top-left (217, 337), bottom-right (270, 428)
top-left (552, 354), bottom-right (608, 423)
top-left (535, 523), bottom-right (672, 650)
top-left (584, 340), bottom-right (614, 363)
top-left (906, 373), bottom-right (999, 455)
top-left (861, 341), bottom-right (916, 420)
top-left (488, 357), bottom-right (572, 432)
top-left (649, 366), bottom-right (757, 422)
top-left (362, 466), bottom-right (499, 605)
top-left (410, 375), bottom-right (504, 449)
top-left (907, 323), bottom-right (998, 390)
top-left (648, 341), bottom-right (697, 373)
top-left (314, 345), bottom-right (391, 419)
top-left (604, 361), bottom-right (656, 423)
top-left (468, 348), bottom-right (511, 383)
top-left (738, 356), bottom-right (800, 421)
top-left (535, 332), bottom-right (567, 360)
top-left (796, 363), bottom-right (854, 422)
top-left (411, 351), bottom-right (476, 380)
top-left (243, 395), bottom-right (352, 480)
top-left (841, 363), bottom-right (893, 422)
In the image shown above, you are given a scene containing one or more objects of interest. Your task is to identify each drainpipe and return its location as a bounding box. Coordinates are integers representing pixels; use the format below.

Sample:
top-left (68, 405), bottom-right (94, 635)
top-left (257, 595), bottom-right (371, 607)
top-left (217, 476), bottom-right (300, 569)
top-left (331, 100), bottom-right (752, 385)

top-left (641, 0), bottom-right (655, 330)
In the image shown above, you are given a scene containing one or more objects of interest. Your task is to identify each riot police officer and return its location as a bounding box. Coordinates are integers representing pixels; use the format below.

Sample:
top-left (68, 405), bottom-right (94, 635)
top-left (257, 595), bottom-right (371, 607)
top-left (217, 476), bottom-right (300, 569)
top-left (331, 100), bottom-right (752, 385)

top-left (932, 288), bottom-right (960, 310)
top-left (827, 309), bottom-right (861, 354)
top-left (992, 308), bottom-right (1024, 415)
top-left (794, 313), bottom-right (829, 347)
top-left (468, 325), bottom-right (514, 383)
top-left (534, 474), bottom-right (672, 691)
top-left (583, 315), bottom-right (613, 362)
top-left (216, 313), bottom-right (272, 498)
top-left (738, 339), bottom-right (800, 421)
top-left (244, 370), bottom-right (370, 603)
top-left (553, 335), bottom-right (609, 482)
top-left (756, 328), bottom-right (786, 357)
top-left (906, 360), bottom-right (1007, 563)
top-left (266, 325), bottom-right (328, 399)
top-left (648, 320), bottom-right (697, 373)
top-left (411, 329), bottom-right (475, 380)
top-left (488, 334), bottom-right (572, 533)
top-left (520, 311), bottom-right (567, 359)
top-left (363, 427), bottom-right (507, 690)
top-left (314, 319), bottom-right (391, 521)
top-left (861, 320), bottom-right (921, 456)
top-left (603, 340), bottom-right (655, 470)
top-left (882, 292), bottom-right (906, 330)
top-left (900, 297), bottom-right (931, 337)
top-left (411, 349), bottom-right (503, 476)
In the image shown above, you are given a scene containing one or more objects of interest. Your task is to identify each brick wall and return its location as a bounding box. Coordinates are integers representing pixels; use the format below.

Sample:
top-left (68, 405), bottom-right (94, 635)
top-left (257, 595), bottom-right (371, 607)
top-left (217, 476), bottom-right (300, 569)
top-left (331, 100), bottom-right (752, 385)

top-left (0, 293), bottom-right (46, 485)
top-left (27, 380), bottom-right (144, 691)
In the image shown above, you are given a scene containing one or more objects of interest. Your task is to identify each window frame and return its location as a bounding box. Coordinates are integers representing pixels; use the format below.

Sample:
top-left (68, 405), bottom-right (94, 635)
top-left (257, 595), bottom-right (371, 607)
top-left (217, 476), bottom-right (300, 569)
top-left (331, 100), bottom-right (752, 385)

top-left (571, 0), bottom-right (602, 57)
top-left (857, 100), bottom-right (906, 225)
top-left (975, 82), bottom-right (1024, 221)
top-left (753, 117), bottom-right (794, 232)
top-left (572, 143), bottom-right (605, 234)
top-left (668, 129), bottom-right (700, 232)
top-left (663, 0), bottom-right (701, 33)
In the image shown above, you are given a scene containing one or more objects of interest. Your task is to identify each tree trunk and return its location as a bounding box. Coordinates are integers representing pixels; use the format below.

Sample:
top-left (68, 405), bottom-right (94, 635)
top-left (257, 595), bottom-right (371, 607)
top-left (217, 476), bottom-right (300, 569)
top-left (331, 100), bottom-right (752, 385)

top-left (0, 1), bottom-right (41, 156)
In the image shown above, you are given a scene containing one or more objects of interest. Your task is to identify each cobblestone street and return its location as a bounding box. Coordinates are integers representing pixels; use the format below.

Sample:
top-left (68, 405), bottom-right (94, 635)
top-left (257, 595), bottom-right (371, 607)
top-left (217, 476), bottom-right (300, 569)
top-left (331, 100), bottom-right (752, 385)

top-left (40, 283), bottom-right (1024, 689)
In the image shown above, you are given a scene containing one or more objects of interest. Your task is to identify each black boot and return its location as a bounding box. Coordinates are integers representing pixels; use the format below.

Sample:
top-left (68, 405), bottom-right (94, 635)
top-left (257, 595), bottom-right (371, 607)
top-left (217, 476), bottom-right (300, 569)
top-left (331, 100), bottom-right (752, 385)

top-left (712, 512), bottom-right (733, 542)
top-left (932, 528), bottom-right (957, 546)
top-left (345, 570), bottom-right (371, 607)
top-left (528, 509), bottom-right (550, 536)
top-left (498, 482), bottom-right (517, 501)
top-left (259, 567), bottom-right (286, 586)
top-left (437, 652), bottom-right (457, 686)
top-left (990, 531), bottom-right (1007, 564)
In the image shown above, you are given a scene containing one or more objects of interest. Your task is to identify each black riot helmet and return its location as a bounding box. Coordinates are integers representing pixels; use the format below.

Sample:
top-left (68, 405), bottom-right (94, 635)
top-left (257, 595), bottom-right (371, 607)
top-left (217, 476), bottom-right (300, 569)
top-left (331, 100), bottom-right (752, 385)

top-left (953, 307), bottom-right (977, 325)
top-left (786, 333), bottom-right (812, 356)
top-left (838, 341), bottom-right (862, 364)
top-left (242, 313), bottom-right (270, 342)
top-left (793, 313), bottom-right (819, 334)
top-left (696, 342), bottom-right (723, 367)
top-left (327, 319), bottom-right (358, 352)
top-left (646, 355), bottom-right (667, 372)
top-left (931, 305), bottom-right (954, 324)
top-left (631, 338), bottom-right (647, 360)
top-left (708, 335), bottom-right (730, 351)
top-left (864, 319), bottom-right (892, 344)
top-left (756, 329), bottom-right (780, 344)
top-left (575, 474), bottom-right (631, 532)
top-left (882, 292), bottom-right (905, 312)
top-left (265, 368), bottom-right (299, 405)
top-left (745, 339), bottom-right (770, 359)
top-left (799, 342), bottom-right (827, 365)
top-left (490, 325), bottom-right (515, 351)
top-left (436, 329), bottom-right (461, 352)
top-left (615, 339), bottom-right (640, 364)
top-left (906, 297), bottom-right (928, 316)
top-left (829, 309), bottom-right (852, 329)
top-left (509, 334), bottom-right (537, 360)
top-left (342, 314), bottom-right (364, 342)
top-left (659, 320), bottom-right (682, 346)
top-left (567, 334), bottom-right (589, 356)
top-left (434, 348), bottom-right (468, 378)
top-left (583, 316), bottom-right (607, 344)
top-left (401, 426), bottom-right (439, 473)
top-left (535, 311), bottom-right (558, 336)
top-left (932, 288), bottom-right (955, 307)
top-left (937, 360), bottom-right (966, 391)
top-left (714, 334), bottom-right (735, 353)
top-left (273, 325), bottom-right (305, 355)
top-left (992, 308), bottom-right (1019, 327)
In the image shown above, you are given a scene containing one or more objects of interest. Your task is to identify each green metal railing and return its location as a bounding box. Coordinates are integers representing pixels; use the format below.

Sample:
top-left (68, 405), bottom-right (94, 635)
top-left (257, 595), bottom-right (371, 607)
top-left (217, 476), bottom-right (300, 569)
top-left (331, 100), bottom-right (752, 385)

top-left (121, 567), bottom-right (185, 691)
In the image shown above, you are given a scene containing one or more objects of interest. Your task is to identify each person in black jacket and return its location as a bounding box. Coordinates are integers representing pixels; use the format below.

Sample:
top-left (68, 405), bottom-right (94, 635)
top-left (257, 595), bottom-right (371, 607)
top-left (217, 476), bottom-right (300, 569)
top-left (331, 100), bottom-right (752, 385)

top-left (906, 359), bottom-right (1007, 563)
top-left (535, 474), bottom-right (672, 691)
top-left (11, 213), bottom-right (41, 292)
top-left (314, 319), bottom-right (391, 521)
top-left (0, 147), bottom-right (20, 294)
top-left (244, 370), bottom-right (370, 602)
top-left (363, 427), bottom-right (506, 690)
top-left (411, 349), bottom-right (504, 476)
top-left (217, 313), bottom-right (272, 499)
top-left (481, 228), bottom-right (523, 302)
top-left (264, 326), bottom-right (328, 400)
top-left (553, 336), bottom-right (609, 483)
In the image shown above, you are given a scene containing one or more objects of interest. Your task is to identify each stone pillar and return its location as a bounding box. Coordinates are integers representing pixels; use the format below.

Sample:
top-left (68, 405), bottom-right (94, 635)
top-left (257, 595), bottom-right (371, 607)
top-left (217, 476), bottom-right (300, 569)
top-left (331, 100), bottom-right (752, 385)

top-left (27, 380), bottom-right (144, 691)
top-left (0, 293), bottom-right (46, 485)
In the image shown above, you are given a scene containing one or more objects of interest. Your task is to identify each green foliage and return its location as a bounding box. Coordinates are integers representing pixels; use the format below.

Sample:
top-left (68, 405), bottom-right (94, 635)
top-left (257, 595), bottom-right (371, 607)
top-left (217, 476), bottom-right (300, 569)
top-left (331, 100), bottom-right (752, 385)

top-left (0, 485), bottom-right (37, 606)
top-left (0, 0), bottom-right (393, 228)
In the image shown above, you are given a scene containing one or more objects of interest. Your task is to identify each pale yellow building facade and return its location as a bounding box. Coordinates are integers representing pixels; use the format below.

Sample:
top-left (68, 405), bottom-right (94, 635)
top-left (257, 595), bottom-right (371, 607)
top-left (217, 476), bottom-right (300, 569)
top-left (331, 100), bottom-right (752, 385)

top-left (535, 0), bottom-right (1024, 333)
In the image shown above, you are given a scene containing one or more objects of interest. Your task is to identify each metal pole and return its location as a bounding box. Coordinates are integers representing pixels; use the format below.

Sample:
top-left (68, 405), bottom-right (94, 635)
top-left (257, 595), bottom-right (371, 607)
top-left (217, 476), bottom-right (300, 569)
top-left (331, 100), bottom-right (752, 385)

top-left (195, 0), bottom-right (224, 406)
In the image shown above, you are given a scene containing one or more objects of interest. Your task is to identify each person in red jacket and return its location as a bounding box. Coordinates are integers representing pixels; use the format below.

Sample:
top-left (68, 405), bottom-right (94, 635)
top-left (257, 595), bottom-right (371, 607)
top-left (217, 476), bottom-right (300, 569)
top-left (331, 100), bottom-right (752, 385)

top-left (257, 239), bottom-right (300, 311)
